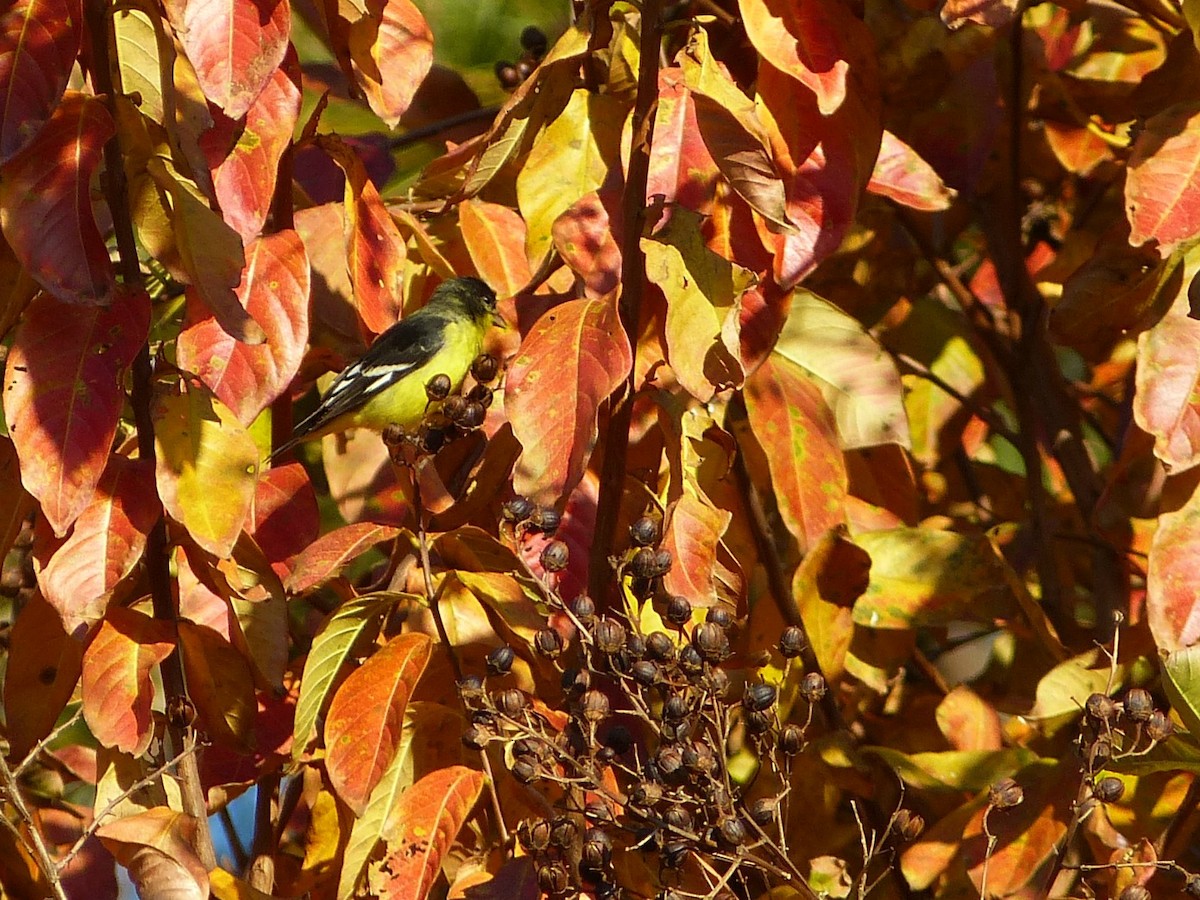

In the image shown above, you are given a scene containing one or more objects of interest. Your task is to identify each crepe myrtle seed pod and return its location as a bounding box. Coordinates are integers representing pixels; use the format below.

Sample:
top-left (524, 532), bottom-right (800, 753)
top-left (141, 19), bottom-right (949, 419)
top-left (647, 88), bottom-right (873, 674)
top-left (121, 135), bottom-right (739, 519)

top-left (630, 516), bottom-right (660, 547)
top-left (425, 372), bottom-right (452, 401)
top-left (470, 352), bottom-right (499, 384)
top-left (663, 804), bottom-right (693, 832)
top-left (561, 666), bottom-right (590, 697)
top-left (778, 724), bottom-right (805, 755)
top-left (458, 674), bottom-right (486, 706)
top-left (1085, 692), bottom-right (1118, 723)
top-left (706, 666), bottom-right (730, 697)
top-left (494, 688), bottom-right (526, 717)
top-left (540, 540), bottom-right (569, 573)
top-left (462, 724), bottom-right (490, 750)
top-left (485, 644), bottom-right (515, 676)
top-left (534, 627), bottom-right (564, 659)
top-left (893, 808), bottom-right (925, 841)
top-left (495, 60), bottom-right (521, 89)
top-left (501, 496), bottom-right (535, 524)
top-left (537, 862), bottom-right (569, 896)
top-left (602, 724), bottom-right (633, 755)
top-left (580, 689), bottom-right (610, 723)
top-left (652, 548), bottom-right (673, 576)
top-left (1147, 710), bottom-right (1175, 742)
top-left (1093, 776), bottom-right (1125, 803)
top-left (629, 547), bottom-right (659, 579)
top-left (1123, 688), bottom-right (1154, 723)
top-left (989, 777), bottom-right (1024, 809)
top-left (441, 394), bottom-right (468, 422)
top-left (749, 797), bottom-right (777, 826)
top-left (549, 815), bottom-right (579, 849)
top-left (706, 606), bottom-right (733, 629)
top-left (779, 625), bottom-right (806, 658)
top-left (692, 622), bottom-right (729, 663)
top-left (661, 841), bottom-right (690, 869)
top-left (518, 818), bottom-right (552, 852)
top-left (801, 672), bottom-right (827, 702)
top-left (511, 757), bottom-right (538, 784)
top-left (744, 709), bottom-right (772, 735)
top-left (529, 507), bottom-right (561, 534)
top-left (632, 660), bottom-right (661, 687)
top-left (581, 827), bottom-right (613, 869)
top-left (593, 617), bottom-right (627, 654)
top-left (744, 682), bottom-right (777, 712)
top-left (1119, 886), bottom-right (1151, 900)
top-left (457, 400), bottom-right (487, 429)
top-left (571, 593), bottom-right (597, 622)
top-left (466, 382), bottom-right (494, 407)
top-left (666, 594), bottom-right (692, 626)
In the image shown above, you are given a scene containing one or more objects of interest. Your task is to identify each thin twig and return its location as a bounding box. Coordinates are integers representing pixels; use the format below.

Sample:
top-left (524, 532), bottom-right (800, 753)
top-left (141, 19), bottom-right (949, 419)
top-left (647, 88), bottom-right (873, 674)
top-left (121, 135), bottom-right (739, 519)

top-left (0, 753), bottom-right (67, 900)
top-left (387, 106), bottom-right (501, 150)
top-left (13, 706), bottom-right (84, 780)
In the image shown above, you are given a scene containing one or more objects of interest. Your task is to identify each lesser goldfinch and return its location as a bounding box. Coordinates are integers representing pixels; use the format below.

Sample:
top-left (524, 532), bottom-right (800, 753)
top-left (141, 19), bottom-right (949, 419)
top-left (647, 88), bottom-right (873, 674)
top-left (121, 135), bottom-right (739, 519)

top-left (270, 276), bottom-right (500, 460)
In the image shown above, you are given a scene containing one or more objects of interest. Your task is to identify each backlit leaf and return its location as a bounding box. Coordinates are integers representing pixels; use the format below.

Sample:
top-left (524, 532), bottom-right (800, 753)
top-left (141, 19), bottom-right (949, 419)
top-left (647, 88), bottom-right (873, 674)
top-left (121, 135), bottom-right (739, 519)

top-left (177, 229), bottom-right (310, 426)
top-left (325, 632), bottom-right (433, 815)
top-left (661, 493), bottom-right (731, 608)
top-left (506, 298), bottom-right (633, 505)
top-left (1134, 312), bottom-right (1200, 473)
top-left (3, 289), bottom-right (150, 535)
top-left (292, 592), bottom-right (399, 762)
top-left (35, 456), bottom-right (159, 635)
top-left (286, 522), bottom-right (400, 594)
top-left (551, 192), bottom-right (622, 300)
top-left (460, 199), bottom-right (531, 299)
top-left (81, 607), bottom-right (174, 756)
top-left (3, 593), bottom-right (82, 757)
top-left (152, 378), bottom-right (259, 557)
top-left (178, 0), bottom-right (289, 120)
top-left (743, 353), bottom-right (847, 552)
top-left (865, 746), bottom-right (1037, 792)
top-left (371, 765), bottom-right (485, 900)
top-left (516, 88), bottom-right (625, 276)
top-left (96, 808), bottom-right (209, 900)
top-left (177, 620), bottom-right (256, 750)
top-left (1162, 643), bottom-right (1200, 740)
top-left (649, 68), bottom-right (720, 216)
top-left (347, 0), bottom-right (433, 127)
top-left (1127, 102), bottom-right (1200, 257)
top-left (249, 462), bottom-right (320, 580)
top-left (791, 525), bottom-right (869, 682)
top-left (0, 92), bottom-right (115, 304)
top-left (1146, 475), bottom-right (1200, 650)
top-left (0, 0), bottom-right (81, 163)
top-left (774, 290), bottom-right (910, 450)
top-left (867, 130), bottom-right (956, 212)
top-left (113, 8), bottom-right (164, 125)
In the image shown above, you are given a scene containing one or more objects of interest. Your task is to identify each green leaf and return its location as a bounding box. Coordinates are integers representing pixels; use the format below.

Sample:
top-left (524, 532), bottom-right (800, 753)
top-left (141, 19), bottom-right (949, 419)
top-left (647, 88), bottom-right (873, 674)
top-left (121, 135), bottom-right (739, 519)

top-left (1163, 643), bottom-right (1200, 738)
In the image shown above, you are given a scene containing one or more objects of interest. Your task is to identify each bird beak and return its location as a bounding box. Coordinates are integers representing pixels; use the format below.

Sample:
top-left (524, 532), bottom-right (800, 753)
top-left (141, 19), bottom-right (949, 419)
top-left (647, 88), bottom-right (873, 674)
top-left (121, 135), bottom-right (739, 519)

top-left (492, 311), bottom-right (508, 328)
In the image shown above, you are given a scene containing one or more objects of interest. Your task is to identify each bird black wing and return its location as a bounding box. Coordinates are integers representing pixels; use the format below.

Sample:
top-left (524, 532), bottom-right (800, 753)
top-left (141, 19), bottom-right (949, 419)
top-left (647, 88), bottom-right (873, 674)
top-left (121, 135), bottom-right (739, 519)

top-left (287, 310), bottom-right (448, 443)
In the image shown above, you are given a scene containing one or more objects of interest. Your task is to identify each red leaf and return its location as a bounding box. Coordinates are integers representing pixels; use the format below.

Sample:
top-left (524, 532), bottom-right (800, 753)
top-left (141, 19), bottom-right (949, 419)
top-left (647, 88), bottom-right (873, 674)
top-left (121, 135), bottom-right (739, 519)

top-left (178, 0), bottom-right (289, 120)
top-left (35, 456), bottom-right (159, 635)
top-left (325, 632), bottom-right (433, 814)
top-left (738, 0), bottom-right (862, 115)
top-left (1127, 102), bottom-right (1200, 257)
top-left (1134, 313), bottom-right (1200, 473)
top-left (286, 522), bottom-right (401, 593)
top-left (177, 230), bottom-right (311, 426)
top-left (756, 61), bottom-right (880, 288)
top-left (250, 462), bottom-right (320, 579)
top-left (505, 298), bottom-right (633, 506)
top-left (0, 0), bottom-right (81, 163)
top-left (1146, 474), bottom-right (1200, 650)
top-left (347, 0), bottom-right (434, 128)
top-left (743, 354), bottom-right (847, 552)
top-left (551, 192), bottom-right (622, 300)
top-left (0, 92), bottom-right (116, 304)
top-left (649, 68), bottom-right (720, 216)
top-left (867, 130), bottom-right (956, 212)
top-left (316, 134), bottom-right (407, 335)
top-left (3, 289), bottom-right (150, 535)
top-left (374, 766), bottom-right (486, 900)
top-left (661, 493), bottom-right (732, 608)
top-left (460, 199), bottom-right (532, 299)
top-left (3, 592), bottom-right (82, 757)
top-left (206, 53), bottom-right (302, 243)
top-left (81, 607), bottom-right (174, 755)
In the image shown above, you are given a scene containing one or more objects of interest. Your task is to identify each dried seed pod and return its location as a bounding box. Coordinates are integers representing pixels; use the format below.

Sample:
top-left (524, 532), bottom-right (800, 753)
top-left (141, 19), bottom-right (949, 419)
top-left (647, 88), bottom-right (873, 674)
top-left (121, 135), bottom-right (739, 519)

top-left (466, 383), bottom-right (494, 407)
top-left (561, 667), bottom-right (590, 697)
top-left (512, 737), bottom-right (541, 758)
top-left (540, 540), bottom-right (569, 572)
top-left (706, 667), bottom-right (730, 697)
top-left (661, 841), bottom-right (690, 869)
top-left (511, 757), bottom-right (538, 784)
top-left (629, 547), bottom-right (659, 579)
top-left (630, 516), bottom-right (660, 547)
top-left (663, 805), bottom-right (693, 832)
top-left (716, 816), bottom-right (747, 847)
top-left (655, 745), bottom-right (686, 782)
top-left (537, 861), bottom-right (569, 895)
top-left (519, 818), bottom-right (552, 852)
top-left (745, 710), bottom-right (772, 734)
top-left (534, 627), bottom-right (564, 659)
top-left (550, 815), bottom-right (579, 849)
top-left (989, 777), bottom-right (1024, 809)
top-left (571, 594), bottom-right (597, 622)
top-left (893, 808), bottom-right (925, 841)
top-left (1093, 776), bottom-right (1125, 803)
top-left (665, 595), bottom-right (692, 626)
top-left (593, 617), bottom-right (627, 654)
top-left (1119, 886), bottom-right (1151, 900)
top-left (663, 694), bottom-right (691, 722)
top-left (779, 625), bottom-right (806, 658)
top-left (625, 633), bottom-right (647, 659)
top-left (1085, 692), bottom-right (1118, 723)
top-left (581, 827), bottom-right (613, 869)
top-left (652, 549), bottom-right (673, 576)
top-left (457, 400), bottom-right (487, 428)
top-left (661, 716), bottom-right (695, 744)
top-left (632, 660), bottom-right (661, 686)
top-left (683, 740), bottom-right (716, 777)
top-left (706, 606), bottom-right (733, 629)
top-left (778, 724), bottom-right (805, 755)
top-left (585, 799), bottom-right (614, 822)
top-left (494, 689), bottom-right (526, 717)
top-left (1186, 875), bottom-right (1200, 899)
top-left (441, 394), bottom-right (468, 422)
top-left (530, 507), bottom-right (561, 534)
top-left (470, 352), bottom-right (499, 383)
top-left (602, 724), bottom-right (633, 755)
top-left (646, 631), bottom-right (677, 662)
top-left (458, 675), bottom-right (486, 706)
top-left (678, 644), bottom-right (704, 677)
top-left (382, 423), bottom-right (406, 447)
top-left (501, 496), bottom-right (535, 524)
top-left (749, 797), bottom-right (777, 826)
top-left (1146, 710), bottom-right (1175, 742)
top-left (580, 689), bottom-right (610, 722)
top-left (1123, 688), bottom-right (1154, 723)
top-left (744, 682), bottom-right (778, 712)
top-left (422, 372), bottom-right (452, 402)
top-left (485, 644), bottom-right (515, 676)
top-left (462, 725), bottom-right (490, 750)
top-left (495, 60), bottom-right (521, 89)
top-left (801, 672), bottom-right (827, 702)
top-left (692, 622), bottom-right (729, 663)
top-left (419, 425), bottom-right (447, 453)
top-left (630, 780), bottom-right (663, 809)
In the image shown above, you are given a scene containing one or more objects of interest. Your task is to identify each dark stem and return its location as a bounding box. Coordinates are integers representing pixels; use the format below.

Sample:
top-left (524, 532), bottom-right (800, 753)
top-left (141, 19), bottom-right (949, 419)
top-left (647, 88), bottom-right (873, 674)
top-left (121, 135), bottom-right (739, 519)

top-left (247, 773), bottom-right (279, 890)
top-left (85, 0), bottom-right (216, 867)
top-left (386, 106), bottom-right (500, 150)
top-left (588, 0), bottom-right (665, 601)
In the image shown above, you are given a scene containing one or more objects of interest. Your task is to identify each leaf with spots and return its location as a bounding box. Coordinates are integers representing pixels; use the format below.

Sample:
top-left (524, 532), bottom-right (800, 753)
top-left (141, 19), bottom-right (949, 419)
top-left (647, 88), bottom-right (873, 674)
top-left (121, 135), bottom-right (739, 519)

top-left (325, 632), bottom-right (433, 815)
top-left (371, 765), bottom-right (486, 900)
top-left (3, 593), bottom-right (82, 757)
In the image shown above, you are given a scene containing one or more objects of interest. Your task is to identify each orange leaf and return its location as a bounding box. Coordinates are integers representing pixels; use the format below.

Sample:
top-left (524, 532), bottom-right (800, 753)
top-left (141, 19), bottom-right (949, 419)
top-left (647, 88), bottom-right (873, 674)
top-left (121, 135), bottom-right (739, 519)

top-left (177, 620), bottom-right (257, 750)
top-left (460, 199), bottom-right (532, 299)
top-left (35, 456), bottom-right (159, 635)
top-left (551, 192), bottom-right (622, 301)
top-left (250, 462), bottom-right (320, 580)
top-left (3, 592), bottom-right (82, 757)
top-left (0, 92), bottom-right (115, 303)
top-left (1127, 102), bottom-right (1200, 257)
top-left (1146, 472), bottom-right (1200, 650)
top-left (325, 632), bottom-right (433, 814)
top-left (661, 493), bottom-right (732, 608)
top-left (81, 607), bottom-right (174, 755)
top-left (177, 0), bottom-right (289, 120)
top-left (347, 0), bottom-right (434, 128)
top-left (867, 130), bottom-right (956, 212)
top-left (506, 298), bottom-right (632, 506)
top-left (0, 0), bottom-right (81, 164)
top-left (1134, 312), bottom-right (1200, 473)
top-left (178, 229), bottom-right (310, 426)
top-left (373, 765), bottom-right (486, 900)
top-left (3, 289), bottom-right (150, 535)
top-left (648, 68), bottom-right (720, 217)
top-left (286, 522), bottom-right (401, 594)
top-left (743, 354), bottom-right (847, 552)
